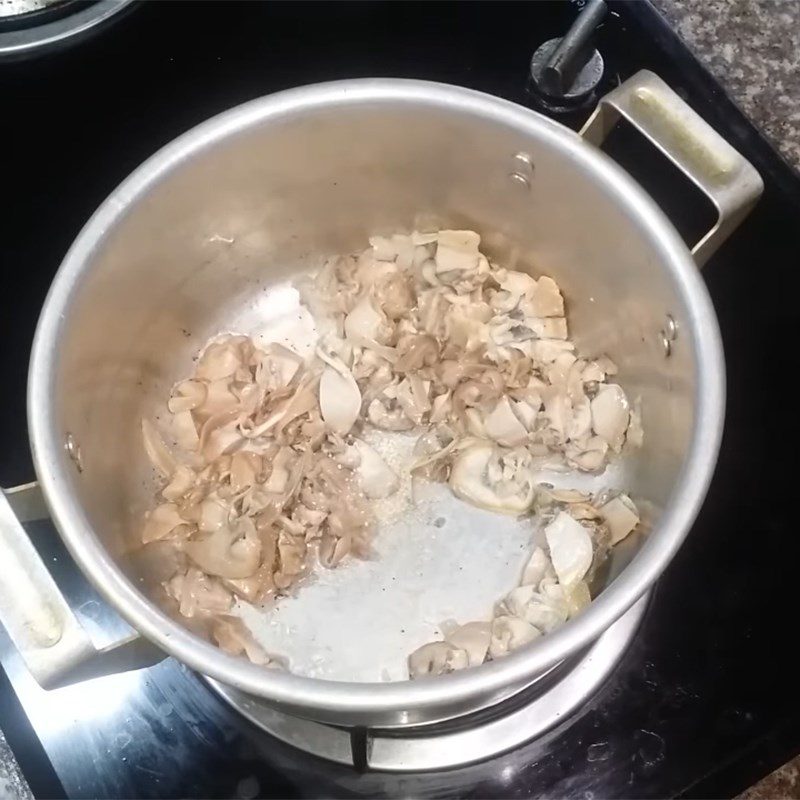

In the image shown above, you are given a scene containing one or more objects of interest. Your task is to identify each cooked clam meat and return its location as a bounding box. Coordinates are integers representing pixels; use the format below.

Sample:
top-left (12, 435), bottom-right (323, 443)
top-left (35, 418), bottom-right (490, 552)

top-left (139, 229), bottom-right (642, 676)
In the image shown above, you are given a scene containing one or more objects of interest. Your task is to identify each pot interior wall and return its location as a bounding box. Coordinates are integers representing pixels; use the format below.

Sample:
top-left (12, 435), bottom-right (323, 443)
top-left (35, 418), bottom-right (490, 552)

top-left (48, 96), bottom-right (695, 627)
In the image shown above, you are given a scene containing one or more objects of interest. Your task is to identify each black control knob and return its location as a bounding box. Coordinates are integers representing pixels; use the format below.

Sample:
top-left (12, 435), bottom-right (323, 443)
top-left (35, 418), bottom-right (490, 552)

top-left (529, 0), bottom-right (606, 110)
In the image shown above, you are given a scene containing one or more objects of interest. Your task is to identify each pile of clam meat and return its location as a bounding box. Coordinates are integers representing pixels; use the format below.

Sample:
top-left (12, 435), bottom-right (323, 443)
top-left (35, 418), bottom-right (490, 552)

top-left (140, 229), bottom-right (641, 676)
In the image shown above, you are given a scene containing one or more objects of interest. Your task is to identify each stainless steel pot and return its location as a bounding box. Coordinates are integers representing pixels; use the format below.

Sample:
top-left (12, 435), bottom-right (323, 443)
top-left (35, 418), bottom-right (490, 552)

top-left (0, 72), bottom-right (761, 727)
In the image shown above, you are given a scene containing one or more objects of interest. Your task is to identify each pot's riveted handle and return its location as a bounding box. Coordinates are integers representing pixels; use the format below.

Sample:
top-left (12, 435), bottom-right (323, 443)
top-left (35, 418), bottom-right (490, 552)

top-left (0, 484), bottom-right (163, 689)
top-left (580, 69), bottom-right (764, 266)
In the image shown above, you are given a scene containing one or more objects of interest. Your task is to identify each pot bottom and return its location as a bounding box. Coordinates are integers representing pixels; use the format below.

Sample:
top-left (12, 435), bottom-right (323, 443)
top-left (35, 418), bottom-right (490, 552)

top-left (205, 592), bottom-right (649, 772)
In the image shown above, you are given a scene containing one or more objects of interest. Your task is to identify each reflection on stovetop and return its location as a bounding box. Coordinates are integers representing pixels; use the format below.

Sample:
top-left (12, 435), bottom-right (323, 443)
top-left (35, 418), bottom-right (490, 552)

top-left (2, 1), bottom-right (800, 798)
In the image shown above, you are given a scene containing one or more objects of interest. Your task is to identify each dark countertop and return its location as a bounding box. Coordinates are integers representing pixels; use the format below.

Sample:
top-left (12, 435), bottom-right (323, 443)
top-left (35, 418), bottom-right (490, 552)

top-left (654, 0), bottom-right (800, 171)
top-left (650, 5), bottom-right (800, 794)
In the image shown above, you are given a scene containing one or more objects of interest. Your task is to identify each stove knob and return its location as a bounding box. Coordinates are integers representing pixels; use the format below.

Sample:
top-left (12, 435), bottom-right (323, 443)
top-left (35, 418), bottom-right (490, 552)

top-left (529, 0), bottom-right (606, 108)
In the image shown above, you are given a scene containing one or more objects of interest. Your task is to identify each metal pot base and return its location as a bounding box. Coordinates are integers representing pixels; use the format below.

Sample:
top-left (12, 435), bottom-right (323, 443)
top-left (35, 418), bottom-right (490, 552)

top-left (206, 593), bottom-right (648, 772)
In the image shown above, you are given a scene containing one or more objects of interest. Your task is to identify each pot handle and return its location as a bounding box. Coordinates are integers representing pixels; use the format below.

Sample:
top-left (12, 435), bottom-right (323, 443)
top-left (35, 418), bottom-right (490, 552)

top-left (0, 484), bottom-right (163, 689)
top-left (580, 69), bottom-right (764, 266)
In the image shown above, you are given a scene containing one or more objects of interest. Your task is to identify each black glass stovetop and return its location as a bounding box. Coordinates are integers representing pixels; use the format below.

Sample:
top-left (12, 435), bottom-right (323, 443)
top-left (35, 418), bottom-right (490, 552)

top-left (2, 2), bottom-right (800, 798)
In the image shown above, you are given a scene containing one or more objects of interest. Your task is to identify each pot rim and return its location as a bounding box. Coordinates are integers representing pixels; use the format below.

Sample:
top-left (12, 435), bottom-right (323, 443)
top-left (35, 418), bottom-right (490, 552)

top-left (28, 78), bottom-right (725, 720)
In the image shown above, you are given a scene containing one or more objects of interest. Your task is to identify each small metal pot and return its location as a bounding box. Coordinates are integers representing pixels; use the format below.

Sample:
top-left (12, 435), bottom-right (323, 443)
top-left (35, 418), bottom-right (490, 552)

top-left (0, 72), bottom-right (761, 727)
